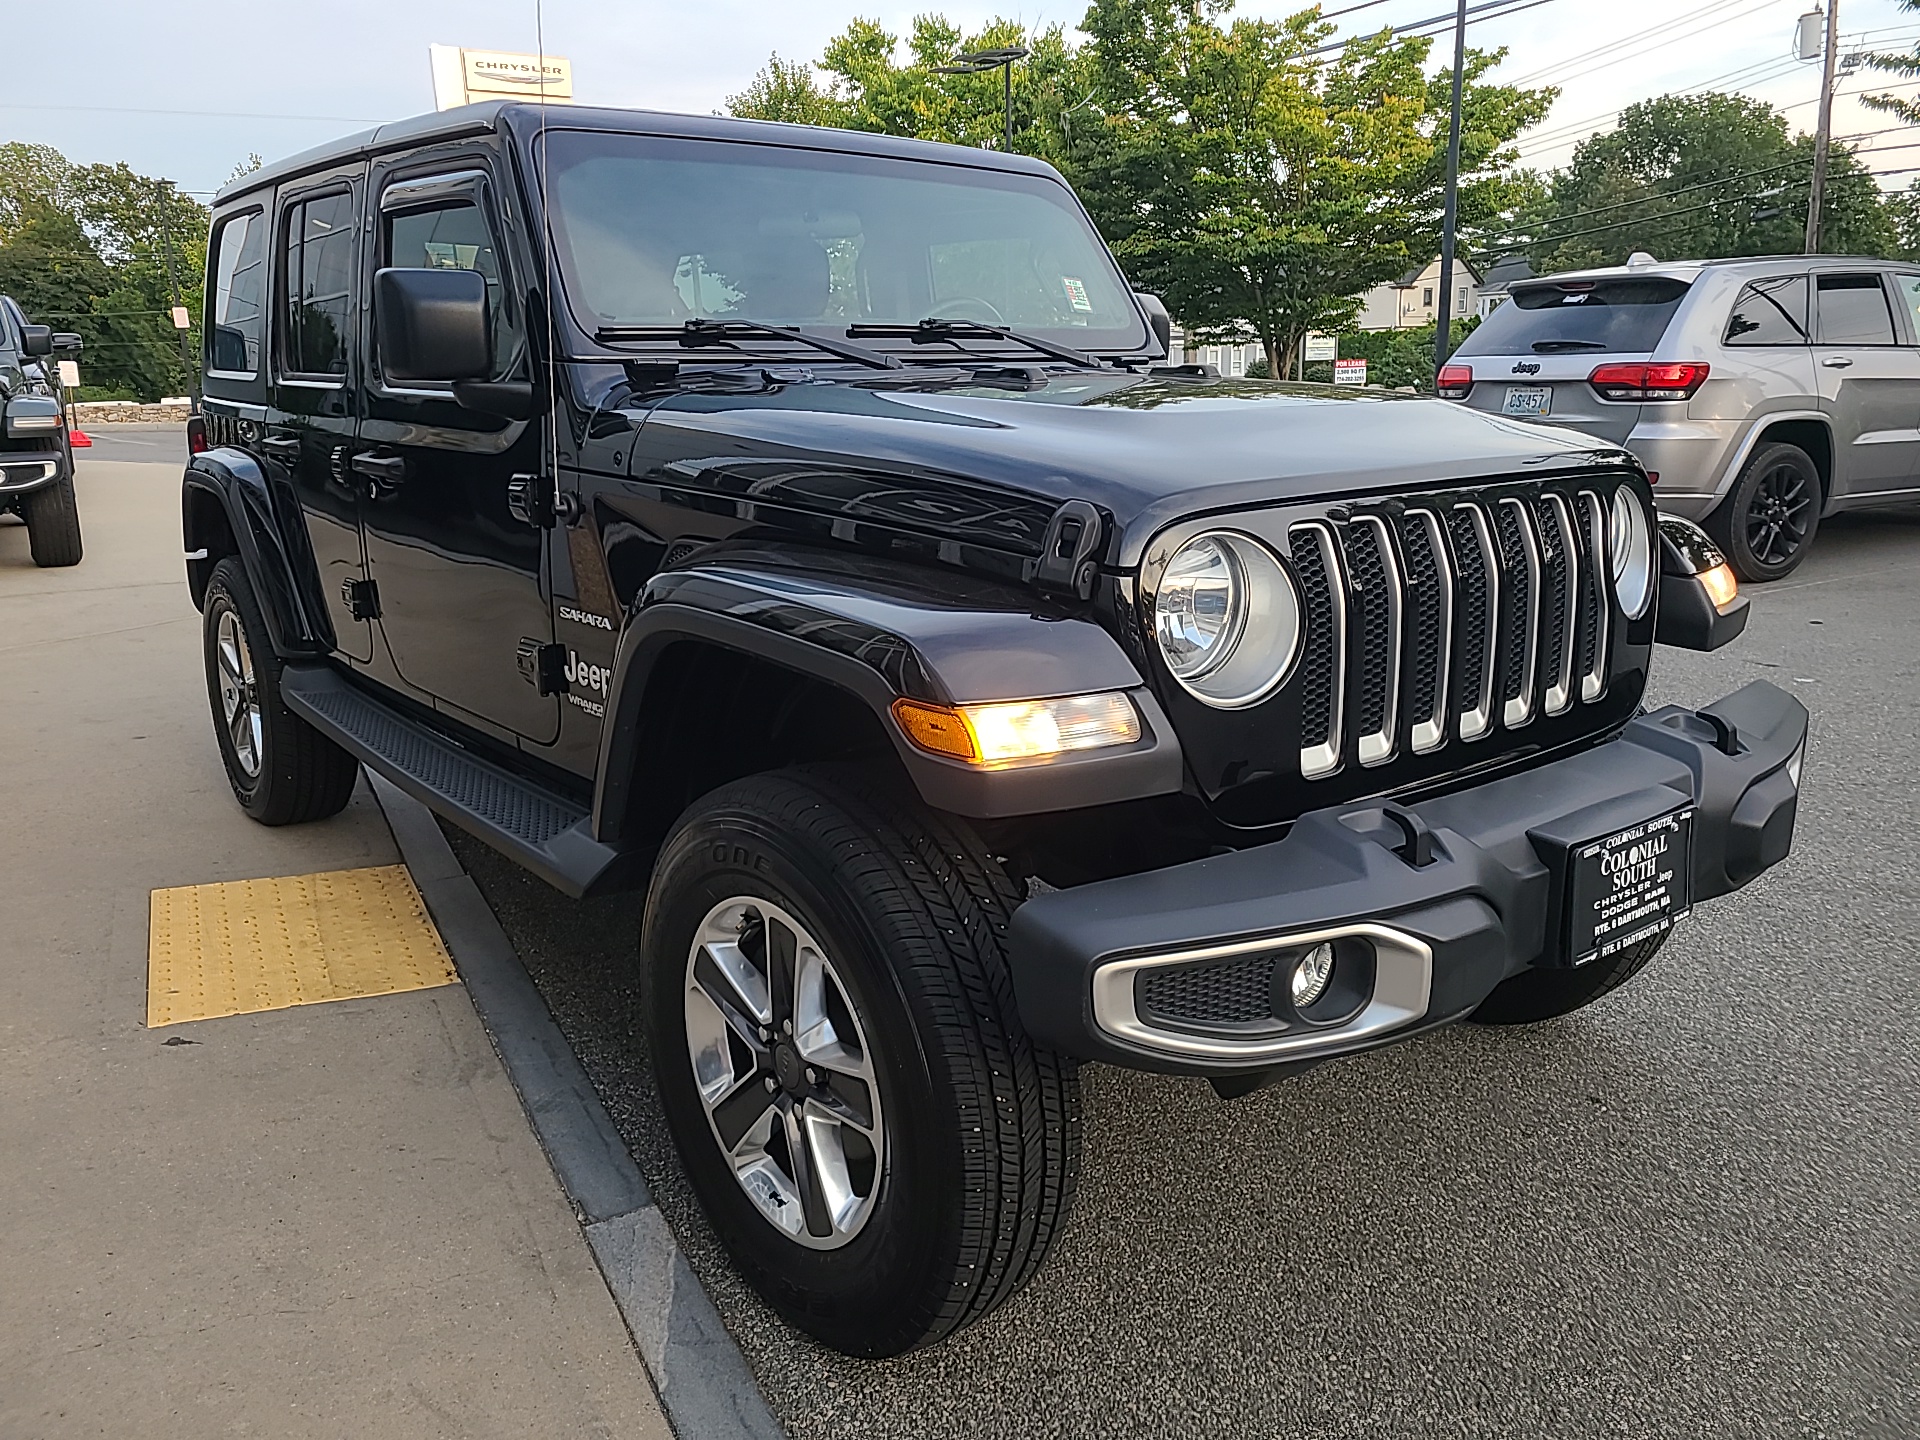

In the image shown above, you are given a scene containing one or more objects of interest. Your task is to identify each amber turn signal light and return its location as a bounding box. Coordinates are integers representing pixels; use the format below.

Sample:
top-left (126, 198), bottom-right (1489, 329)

top-left (1700, 561), bottom-right (1738, 611)
top-left (891, 694), bottom-right (1142, 766)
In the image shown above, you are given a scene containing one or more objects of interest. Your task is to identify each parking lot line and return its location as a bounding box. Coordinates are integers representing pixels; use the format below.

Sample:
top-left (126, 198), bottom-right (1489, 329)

top-left (147, 864), bottom-right (456, 1026)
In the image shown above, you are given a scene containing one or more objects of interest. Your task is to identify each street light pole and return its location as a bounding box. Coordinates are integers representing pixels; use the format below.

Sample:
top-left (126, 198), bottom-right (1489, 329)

top-left (933, 45), bottom-right (1031, 151)
top-left (1805, 0), bottom-right (1840, 253)
top-left (1433, 0), bottom-right (1469, 379)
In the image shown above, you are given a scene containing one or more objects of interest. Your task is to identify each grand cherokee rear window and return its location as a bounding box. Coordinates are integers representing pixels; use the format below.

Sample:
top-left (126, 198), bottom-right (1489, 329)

top-left (1456, 277), bottom-right (1691, 357)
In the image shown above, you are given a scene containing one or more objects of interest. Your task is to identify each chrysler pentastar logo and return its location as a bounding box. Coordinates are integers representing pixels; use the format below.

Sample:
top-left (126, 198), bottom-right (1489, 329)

top-left (1511, 361), bottom-right (1541, 375)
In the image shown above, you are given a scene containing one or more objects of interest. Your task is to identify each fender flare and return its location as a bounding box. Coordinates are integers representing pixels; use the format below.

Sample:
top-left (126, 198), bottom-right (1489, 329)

top-left (1710, 409), bottom-right (1833, 509)
top-left (591, 558), bottom-right (1184, 840)
top-left (181, 448), bottom-right (330, 658)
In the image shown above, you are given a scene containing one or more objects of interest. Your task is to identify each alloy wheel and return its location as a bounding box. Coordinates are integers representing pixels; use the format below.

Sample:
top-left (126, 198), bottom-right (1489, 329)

top-left (214, 606), bottom-right (263, 779)
top-left (684, 896), bottom-right (885, 1250)
top-left (1744, 460), bottom-right (1814, 568)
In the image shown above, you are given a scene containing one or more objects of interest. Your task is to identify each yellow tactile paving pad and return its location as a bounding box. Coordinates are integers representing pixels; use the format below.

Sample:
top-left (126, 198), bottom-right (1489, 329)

top-left (148, 865), bottom-right (457, 1026)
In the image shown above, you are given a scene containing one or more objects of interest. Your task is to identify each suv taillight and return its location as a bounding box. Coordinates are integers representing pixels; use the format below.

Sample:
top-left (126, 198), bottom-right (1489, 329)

top-left (1436, 363), bottom-right (1473, 399)
top-left (1588, 362), bottom-right (1708, 402)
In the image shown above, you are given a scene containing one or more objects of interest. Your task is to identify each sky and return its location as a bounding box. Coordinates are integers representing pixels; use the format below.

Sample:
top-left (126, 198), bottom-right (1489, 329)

top-left (4, 0), bottom-right (1919, 200)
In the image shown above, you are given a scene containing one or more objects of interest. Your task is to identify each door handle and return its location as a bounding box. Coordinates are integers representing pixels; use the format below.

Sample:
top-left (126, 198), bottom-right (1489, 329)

top-left (260, 435), bottom-right (301, 457)
top-left (1821, 356), bottom-right (1854, 368)
top-left (349, 452), bottom-right (408, 480)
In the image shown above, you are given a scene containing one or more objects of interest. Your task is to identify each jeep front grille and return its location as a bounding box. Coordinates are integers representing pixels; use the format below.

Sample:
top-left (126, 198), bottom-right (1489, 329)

top-left (1291, 486), bottom-right (1614, 778)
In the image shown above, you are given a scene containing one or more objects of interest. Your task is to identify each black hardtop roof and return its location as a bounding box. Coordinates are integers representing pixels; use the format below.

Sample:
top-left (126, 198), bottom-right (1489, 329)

top-left (215, 101), bottom-right (1063, 209)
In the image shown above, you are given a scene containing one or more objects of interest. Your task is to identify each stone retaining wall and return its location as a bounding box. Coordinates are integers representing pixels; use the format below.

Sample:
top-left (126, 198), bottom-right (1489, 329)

top-left (70, 403), bottom-right (192, 425)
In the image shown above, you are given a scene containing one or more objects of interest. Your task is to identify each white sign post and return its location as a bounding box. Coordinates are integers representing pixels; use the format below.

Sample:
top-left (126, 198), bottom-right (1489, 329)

top-left (1303, 334), bottom-right (1338, 362)
top-left (57, 360), bottom-right (81, 390)
top-left (1333, 358), bottom-right (1368, 387)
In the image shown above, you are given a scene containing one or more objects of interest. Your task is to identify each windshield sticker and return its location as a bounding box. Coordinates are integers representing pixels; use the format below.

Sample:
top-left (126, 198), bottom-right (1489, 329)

top-left (1062, 276), bottom-right (1093, 312)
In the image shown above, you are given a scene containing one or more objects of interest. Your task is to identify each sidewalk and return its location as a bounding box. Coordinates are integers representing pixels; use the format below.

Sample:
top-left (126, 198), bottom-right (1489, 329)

top-left (0, 461), bottom-right (671, 1437)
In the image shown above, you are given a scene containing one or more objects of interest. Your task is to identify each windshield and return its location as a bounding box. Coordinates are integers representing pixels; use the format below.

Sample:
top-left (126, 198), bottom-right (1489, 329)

top-left (1456, 277), bottom-right (1691, 357)
top-left (541, 130), bottom-right (1147, 353)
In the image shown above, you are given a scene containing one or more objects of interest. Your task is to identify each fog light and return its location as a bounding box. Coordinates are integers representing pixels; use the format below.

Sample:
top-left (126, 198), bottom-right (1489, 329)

top-left (1289, 943), bottom-right (1335, 1009)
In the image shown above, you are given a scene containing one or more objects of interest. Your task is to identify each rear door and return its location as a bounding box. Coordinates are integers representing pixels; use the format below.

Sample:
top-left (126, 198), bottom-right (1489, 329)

top-left (356, 156), bottom-right (557, 743)
top-left (265, 166), bottom-right (372, 663)
top-left (1812, 270), bottom-right (1920, 498)
top-left (1451, 275), bottom-right (1692, 443)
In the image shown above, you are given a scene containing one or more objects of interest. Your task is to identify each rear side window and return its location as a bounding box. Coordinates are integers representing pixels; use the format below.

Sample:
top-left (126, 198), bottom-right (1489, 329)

top-left (1723, 275), bottom-right (1808, 346)
top-left (1891, 274), bottom-right (1920, 342)
top-left (1815, 274), bottom-right (1896, 346)
top-left (1454, 277), bottom-right (1690, 358)
top-left (207, 211), bottom-right (267, 375)
top-left (280, 191), bottom-right (356, 376)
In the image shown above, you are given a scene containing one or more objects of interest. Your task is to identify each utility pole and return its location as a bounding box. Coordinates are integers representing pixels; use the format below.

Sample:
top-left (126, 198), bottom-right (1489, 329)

top-left (1433, 0), bottom-right (1469, 379)
top-left (1805, 0), bottom-right (1840, 253)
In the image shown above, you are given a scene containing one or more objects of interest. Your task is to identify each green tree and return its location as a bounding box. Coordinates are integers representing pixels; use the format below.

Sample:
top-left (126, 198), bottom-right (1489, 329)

top-left (732, 17), bottom-right (1081, 153)
top-left (1507, 93), bottom-right (1891, 271)
top-left (1058, 0), bottom-right (1550, 376)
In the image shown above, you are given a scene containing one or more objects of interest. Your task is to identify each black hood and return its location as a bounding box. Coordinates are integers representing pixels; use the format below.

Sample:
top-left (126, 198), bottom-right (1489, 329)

top-left (615, 370), bottom-right (1634, 567)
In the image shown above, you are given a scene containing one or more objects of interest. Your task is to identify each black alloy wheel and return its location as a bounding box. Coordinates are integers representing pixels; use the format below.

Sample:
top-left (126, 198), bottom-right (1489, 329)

top-left (1710, 441), bottom-right (1821, 583)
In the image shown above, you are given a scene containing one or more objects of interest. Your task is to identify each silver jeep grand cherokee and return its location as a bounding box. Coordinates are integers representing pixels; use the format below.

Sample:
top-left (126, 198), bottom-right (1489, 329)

top-left (1440, 255), bottom-right (1920, 581)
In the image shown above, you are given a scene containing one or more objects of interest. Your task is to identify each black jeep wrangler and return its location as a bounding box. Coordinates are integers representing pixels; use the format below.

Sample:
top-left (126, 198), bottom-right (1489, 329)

top-left (1, 296), bottom-right (83, 567)
top-left (184, 104), bottom-right (1805, 1358)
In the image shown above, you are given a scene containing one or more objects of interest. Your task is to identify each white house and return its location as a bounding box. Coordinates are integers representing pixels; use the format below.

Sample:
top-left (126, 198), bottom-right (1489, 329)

top-left (1355, 257), bottom-right (1483, 331)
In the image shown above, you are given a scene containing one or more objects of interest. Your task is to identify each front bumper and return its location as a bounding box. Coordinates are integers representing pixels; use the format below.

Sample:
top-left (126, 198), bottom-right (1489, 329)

top-left (1010, 681), bottom-right (1806, 1076)
top-left (1625, 417), bottom-right (1742, 520)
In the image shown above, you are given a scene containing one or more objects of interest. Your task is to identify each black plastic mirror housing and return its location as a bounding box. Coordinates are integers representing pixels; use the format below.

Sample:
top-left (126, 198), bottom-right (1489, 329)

top-left (373, 267), bottom-right (490, 383)
top-left (20, 324), bottom-right (53, 358)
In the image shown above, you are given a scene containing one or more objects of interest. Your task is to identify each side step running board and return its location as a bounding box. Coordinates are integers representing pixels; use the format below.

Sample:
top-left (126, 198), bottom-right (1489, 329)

top-left (281, 664), bottom-right (631, 898)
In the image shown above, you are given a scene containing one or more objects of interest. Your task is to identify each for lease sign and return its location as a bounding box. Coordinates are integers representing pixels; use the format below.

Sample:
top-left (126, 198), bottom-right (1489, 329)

top-left (1333, 358), bottom-right (1368, 386)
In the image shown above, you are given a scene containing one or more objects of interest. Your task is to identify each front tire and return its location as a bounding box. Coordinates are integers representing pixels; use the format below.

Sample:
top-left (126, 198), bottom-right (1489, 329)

top-left (1469, 931), bottom-right (1670, 1025)
top-left (201, 556), bottom-right (360, 825)
top-left (24, 471), bottom-right (82, 567)
top-left (641, 768), bottom-right (1080, 1357)
top-left (1707, 441), bottom-right (1821, 582)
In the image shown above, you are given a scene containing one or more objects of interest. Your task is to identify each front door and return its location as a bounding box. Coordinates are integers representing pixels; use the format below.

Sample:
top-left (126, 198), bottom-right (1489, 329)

top-left (356, 159), bottom-right (556, 743)
top-left (267, 168), bottom-right (372, 662)
top-left (1813, 270), bottom-right (1920, 498)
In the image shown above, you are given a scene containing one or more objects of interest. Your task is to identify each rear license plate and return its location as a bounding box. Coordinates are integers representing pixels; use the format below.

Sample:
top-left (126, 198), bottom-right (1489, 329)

top-left (1503, 385), bottom-right (1552, 417)
top-left (1565, 810), bottom-right (1694, 966)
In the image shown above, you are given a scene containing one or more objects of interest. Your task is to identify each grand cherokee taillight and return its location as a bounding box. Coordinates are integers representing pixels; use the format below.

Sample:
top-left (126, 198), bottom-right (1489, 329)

top-left (1588, 362), bottom-right (1709, 401)
top-left (1436, 363), bottom-right (1473, 399)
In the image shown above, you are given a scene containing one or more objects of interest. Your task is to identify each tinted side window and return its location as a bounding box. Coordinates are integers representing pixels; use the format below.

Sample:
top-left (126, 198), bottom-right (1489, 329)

top-left (282, 192), bottom-right (355, 376)
top-left (208, 211), bottom-right (267, 375)
top-left (1815, 273), bottom-right (1896, 346)
top-left (1723, 275), bottom-right (1808, 346)
top-left (384, 201), bottom-right (515, 379)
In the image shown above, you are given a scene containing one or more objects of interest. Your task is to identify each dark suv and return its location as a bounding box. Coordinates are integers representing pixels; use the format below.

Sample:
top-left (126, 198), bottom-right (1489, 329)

top-left (0, 296), bottom-right (82, 566)
top-left (183, 104), bottom-right (1806, 1358)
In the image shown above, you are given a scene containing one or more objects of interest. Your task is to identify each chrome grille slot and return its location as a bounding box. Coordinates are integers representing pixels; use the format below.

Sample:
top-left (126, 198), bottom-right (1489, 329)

top-left (1449, 504), bottom-right (1499, 742)
top-left (1399, 510), bottom-right (1453, 754)
top-left (1538, 494), bottom-right (1579, 715)
top-left (1579, 490), bottom-right (1610, 702)
top-left (1494, 499), bottom-right (1540, 728)
top-left (1348, 516), bottom-right (1403, 766)
top-left (1289, 523), bottom-right (1346, 779)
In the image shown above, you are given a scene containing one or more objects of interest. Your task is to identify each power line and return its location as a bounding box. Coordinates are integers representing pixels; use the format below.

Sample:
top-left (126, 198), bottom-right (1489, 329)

top-left (1512, 0), bottom-right (1799, 92)
top-left (1505, 0), bottom-right (1779, 85)
top-left (1308, 0), bottom-right (1560, 61)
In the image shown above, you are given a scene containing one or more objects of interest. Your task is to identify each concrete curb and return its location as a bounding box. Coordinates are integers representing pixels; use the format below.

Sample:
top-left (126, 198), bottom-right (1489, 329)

top-left (369, 773), bottom-right (784, 1440)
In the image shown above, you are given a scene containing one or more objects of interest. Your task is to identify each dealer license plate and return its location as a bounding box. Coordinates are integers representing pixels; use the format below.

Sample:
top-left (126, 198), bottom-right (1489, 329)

top-left (1503, 385), bottom-right (1552, 417)
top-left (1565, 810), bottom-right (1694, 966)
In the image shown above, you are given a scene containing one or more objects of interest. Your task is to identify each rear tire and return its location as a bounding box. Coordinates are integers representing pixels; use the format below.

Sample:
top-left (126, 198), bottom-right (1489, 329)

top-left (1469, 931), bottom-right (1670, 1025)
top-left (24, 471), bottom-right (82, 567)
top-left (1707, 441), bottom-right (1820, 582)
top-left (641, 766), bottom-right (1080, 1357)
top-left (202, 556), bottom-right (360, 825)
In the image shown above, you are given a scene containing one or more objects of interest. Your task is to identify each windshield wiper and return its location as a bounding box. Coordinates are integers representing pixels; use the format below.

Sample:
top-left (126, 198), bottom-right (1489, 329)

top-left (1530, 339), bottom-right (1610, 353)
top-left (594, 318), bottom-right (903, 370)
top-left (848, 318), bottom-right (1103, 369)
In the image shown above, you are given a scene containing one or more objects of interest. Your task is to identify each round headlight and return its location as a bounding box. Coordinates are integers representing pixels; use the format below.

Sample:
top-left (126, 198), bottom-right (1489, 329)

top-left (1152, 532), bottom-right (1300, 707)
top-left (1608, 486), bottom-right (1654, 619)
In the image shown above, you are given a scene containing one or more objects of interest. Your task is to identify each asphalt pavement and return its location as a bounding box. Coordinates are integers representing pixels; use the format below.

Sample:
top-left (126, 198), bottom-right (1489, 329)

top-left (450, 505), bottom-right (1920, 1440)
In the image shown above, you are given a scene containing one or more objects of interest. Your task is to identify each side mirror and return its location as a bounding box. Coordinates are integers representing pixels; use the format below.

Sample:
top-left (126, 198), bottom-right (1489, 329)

top-left (374, 267), bottom-right (490, 383)
top-left (1654, 515), bottom-right (1749, 651)
top-left (52, 333), bottom-right (84, 356)
top-left (20, 324), bottom-right (54, 358)
top-left (1134, 292), bottom-right (1172, 359)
